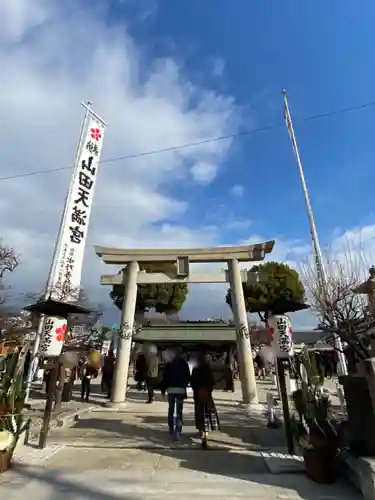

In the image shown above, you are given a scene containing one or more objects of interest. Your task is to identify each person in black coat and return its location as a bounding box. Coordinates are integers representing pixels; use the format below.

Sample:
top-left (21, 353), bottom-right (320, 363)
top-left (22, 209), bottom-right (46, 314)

top-left (191, 353), bottom-right (220, 448)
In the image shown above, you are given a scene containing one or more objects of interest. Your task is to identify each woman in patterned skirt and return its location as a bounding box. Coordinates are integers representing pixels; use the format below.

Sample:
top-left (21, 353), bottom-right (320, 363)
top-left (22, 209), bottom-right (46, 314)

top-left (191, 353), bottom-right (220, 449)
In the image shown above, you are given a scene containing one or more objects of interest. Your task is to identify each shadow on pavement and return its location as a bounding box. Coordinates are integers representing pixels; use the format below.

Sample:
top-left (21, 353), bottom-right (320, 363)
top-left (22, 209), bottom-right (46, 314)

top-left (63, 416), bottom-right (359, 499)
top-left (4, 464), bottom-right (140, 500)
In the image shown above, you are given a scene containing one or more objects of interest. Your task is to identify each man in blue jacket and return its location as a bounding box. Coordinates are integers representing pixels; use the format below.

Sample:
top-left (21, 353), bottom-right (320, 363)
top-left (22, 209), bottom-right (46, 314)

top-left (161, 349), bottom-right (191, 441)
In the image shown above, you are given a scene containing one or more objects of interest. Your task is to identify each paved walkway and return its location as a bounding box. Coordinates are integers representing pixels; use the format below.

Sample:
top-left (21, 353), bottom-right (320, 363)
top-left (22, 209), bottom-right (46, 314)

top-left (0, 381), bottom-right (361, 499)
top-left (24, 382), bottom-right (101, 434)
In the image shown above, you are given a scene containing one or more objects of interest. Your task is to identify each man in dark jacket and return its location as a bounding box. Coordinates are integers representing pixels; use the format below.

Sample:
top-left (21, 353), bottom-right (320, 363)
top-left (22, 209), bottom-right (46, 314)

top-left (161, 350), bottom-right (191, 441)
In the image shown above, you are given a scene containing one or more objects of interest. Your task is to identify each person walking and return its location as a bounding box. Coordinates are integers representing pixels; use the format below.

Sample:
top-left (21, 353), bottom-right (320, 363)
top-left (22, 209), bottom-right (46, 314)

top-left (79, 355), bottom-right (99, 402)
top-left (135, 352), bottom-right (148, 391)
top-left (224, 353), bottom-right (234, 392)
top-left (191, 353), bottom-right (220, 449)
top-left (161, 349), bottom-right (191, 442)
top-left (255, 351), bottom-right (266, 380)
top-left (101, 351), bottom-right (115, 398)
top-left (146, 348), bottom-right (159, 403)
top-left (323, 352), bottom-right (333, 379)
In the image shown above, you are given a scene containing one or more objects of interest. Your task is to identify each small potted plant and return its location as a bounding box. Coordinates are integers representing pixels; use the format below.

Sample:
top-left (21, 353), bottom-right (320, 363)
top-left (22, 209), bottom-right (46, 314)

top-left (0, 345), bottom-right (29, 473)
top-left (291, 346), bottom-right (339, 483)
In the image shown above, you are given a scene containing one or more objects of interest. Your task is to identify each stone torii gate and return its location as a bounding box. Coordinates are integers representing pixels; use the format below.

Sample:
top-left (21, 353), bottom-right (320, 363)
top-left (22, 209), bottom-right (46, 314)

top-left (95, 241), bottom-right (274, 406)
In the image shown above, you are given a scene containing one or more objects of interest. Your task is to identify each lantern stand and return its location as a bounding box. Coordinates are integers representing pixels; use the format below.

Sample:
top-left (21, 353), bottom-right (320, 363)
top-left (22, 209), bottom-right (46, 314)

top-left (24, 299), bottom-right (92, 449)
top-left (276, 357), bottom-right (294, 454)
top-left (267, 299), bottom-right (310, 455)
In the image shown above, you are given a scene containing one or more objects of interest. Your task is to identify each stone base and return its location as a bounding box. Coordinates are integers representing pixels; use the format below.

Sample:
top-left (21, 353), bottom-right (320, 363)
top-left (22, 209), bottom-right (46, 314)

top-left (238, 402), bottom-right (264, 414)
top-left (341, 452), bottom-right (375, 500)
top-left (103, 401), bottom-right (128, 411)
top-left (261, 451), bottom-right (304, 474)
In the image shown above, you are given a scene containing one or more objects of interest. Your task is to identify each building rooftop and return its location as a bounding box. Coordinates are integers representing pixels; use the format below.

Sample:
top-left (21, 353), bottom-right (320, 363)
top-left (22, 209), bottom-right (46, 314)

top-left (134, 323), bottom-right (326, 346)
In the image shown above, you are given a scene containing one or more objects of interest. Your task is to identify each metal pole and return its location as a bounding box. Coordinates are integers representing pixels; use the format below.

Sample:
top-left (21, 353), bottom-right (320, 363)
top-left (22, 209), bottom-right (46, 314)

top-left (282, 90), bottom-right (347, 376)
top-left (25, 102), bottom-right (92, 402)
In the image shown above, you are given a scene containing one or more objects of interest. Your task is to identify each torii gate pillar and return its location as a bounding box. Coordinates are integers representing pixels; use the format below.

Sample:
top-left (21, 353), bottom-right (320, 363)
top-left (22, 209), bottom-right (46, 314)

top-left (110, 261), bottom-right (139, 404)
top-left (228, 258), bottom-right (258, 404)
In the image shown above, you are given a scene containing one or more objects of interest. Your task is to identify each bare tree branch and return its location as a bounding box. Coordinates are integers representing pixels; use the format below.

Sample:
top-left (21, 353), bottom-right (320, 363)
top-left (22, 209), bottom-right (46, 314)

top-left (0, 241), bottom-right (20, 280)
top-left (25, 283), bottom-right (102, 350)
top-left (300, 247), bottom-right (375, 362)
top-left (0, 240), bottom-right (20, 306)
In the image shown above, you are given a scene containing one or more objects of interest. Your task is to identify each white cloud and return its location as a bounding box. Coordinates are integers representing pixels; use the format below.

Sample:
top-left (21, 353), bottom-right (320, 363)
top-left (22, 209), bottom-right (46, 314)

top-left (185, 227), bottom-right (375, 327)
top-left (0, 0), bottom-right (48, 43)
top-left (230, 184), bottom-right (244, 197)
top-left (0, 1), bottom-right (239, 314)
top-left (190, 162), bottom-right (217, 184)
top-left (223, 218), bottom-right (251, 231)
top-left (2, 2), bottom-right (374, 330)
top-left (212, 58), bottom-right (225, 77)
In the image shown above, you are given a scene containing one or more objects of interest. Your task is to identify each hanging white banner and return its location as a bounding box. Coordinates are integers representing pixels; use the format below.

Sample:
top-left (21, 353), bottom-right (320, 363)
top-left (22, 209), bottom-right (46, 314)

top-left (39, 110), bottom-right (106, 356)
top-left (268, 314), bottom-right (294, 359)
top-left (51, 114), bottom-right (106, 300)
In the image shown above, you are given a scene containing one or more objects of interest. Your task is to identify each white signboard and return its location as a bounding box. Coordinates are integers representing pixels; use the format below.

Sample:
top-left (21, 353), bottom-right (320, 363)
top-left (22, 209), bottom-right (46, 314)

top-left (39, 111), bottom-right (106, 357)
top-left (268, 314), bottom-right (294, 359)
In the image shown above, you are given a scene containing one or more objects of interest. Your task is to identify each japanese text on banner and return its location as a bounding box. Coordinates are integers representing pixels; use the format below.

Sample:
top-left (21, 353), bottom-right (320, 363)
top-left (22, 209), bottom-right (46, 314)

top-left (51, 117), bottom-right (106, 301)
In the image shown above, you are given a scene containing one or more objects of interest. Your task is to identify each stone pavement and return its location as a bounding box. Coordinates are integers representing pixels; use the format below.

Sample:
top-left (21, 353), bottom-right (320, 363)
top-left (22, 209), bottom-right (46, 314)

top-left (0, 380), bottom-right (362, 499)
top-left (25, 382), bottom-right (100, 431)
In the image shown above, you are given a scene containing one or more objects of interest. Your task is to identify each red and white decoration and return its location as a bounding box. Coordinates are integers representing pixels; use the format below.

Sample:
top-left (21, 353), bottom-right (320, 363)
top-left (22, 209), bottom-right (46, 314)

top-left (268, 314), bottom-right (294, 359)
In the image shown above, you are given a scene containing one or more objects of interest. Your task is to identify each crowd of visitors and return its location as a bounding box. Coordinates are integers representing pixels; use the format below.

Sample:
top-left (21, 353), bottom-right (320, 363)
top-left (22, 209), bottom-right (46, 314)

top-left (39, 342), bottom-right (336, 450)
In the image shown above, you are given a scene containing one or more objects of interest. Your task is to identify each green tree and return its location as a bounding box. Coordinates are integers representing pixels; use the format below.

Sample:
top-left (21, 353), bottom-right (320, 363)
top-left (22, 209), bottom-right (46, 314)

top-left (110, 263), bottom-right (188, 317)
top-left (226, 261), bottom-right (305, 320)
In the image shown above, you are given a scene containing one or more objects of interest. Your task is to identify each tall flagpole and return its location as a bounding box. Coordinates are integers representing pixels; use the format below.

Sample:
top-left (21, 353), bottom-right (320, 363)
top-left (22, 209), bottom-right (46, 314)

top-left (282, 89), bottom-right (347, 376)
top-left (25, 102), bottom-right (94, 401)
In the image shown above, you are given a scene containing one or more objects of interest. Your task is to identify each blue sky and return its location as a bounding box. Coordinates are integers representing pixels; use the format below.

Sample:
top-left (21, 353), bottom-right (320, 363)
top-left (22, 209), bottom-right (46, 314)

top-left (2, 0), bottom-right (375, 326)
top-left (112, 0), bottom-right (375, 245)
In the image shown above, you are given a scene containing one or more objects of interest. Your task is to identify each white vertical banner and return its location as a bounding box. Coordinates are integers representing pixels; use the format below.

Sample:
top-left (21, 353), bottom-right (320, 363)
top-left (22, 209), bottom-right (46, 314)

top-left (39, 110), bottom-right (107, 357)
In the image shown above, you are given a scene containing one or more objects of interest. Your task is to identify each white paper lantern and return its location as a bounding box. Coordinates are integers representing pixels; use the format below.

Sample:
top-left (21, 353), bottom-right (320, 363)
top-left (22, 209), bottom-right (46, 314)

top-left (268, 314), bottom-right (294, 359)
top-left (38, 316), bottom-right (67, 357)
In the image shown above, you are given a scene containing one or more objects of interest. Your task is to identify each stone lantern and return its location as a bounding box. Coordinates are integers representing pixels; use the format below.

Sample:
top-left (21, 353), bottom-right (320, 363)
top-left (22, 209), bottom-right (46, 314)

top-left (353, 267), bottom-right (375, 356)
top-left (354, 266), bottom-right (375, 311)
top-left (342, 267), bottom-right (375, 455)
